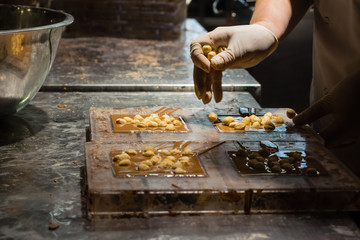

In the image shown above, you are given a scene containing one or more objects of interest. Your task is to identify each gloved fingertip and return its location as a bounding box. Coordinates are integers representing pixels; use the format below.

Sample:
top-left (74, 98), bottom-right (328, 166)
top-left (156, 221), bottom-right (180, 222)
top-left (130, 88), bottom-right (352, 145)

top-left (291, 115), bottom-right (301, 125)
top-left (214, 92), bottom-right (222, 103)
top-left (211, 55), bottom-right (225, 71)
top-left (190, 41), bottom-right (201, 49)
top-left (202, 66), bottom-right (211, 74)
top-left (191, 46), bottom-right (211, 73)
top-left (194, 90), bottom-right (201, 100)
top-left (202, 98), bottom-right (210, 104)
top-left (193, 82), bottom-right (200, 100)
top-left (292, 113), bottom-right (306, 125)
top-left (202, 92), bottom-right (212, 104)
top-left (195, 60), bottom-right (211, 73)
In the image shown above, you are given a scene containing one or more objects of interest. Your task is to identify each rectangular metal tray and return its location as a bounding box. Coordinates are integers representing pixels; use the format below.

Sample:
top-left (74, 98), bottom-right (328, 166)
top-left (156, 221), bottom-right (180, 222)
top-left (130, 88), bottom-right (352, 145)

top-left (85, 140), bottom-right (360, 219)
top-left (88, 107), bottom-right (322, 144)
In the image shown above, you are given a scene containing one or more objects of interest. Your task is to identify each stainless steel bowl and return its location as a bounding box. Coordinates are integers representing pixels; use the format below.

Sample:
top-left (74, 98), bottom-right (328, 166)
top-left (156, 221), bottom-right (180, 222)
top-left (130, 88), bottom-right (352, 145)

top-left (0, 4), bottom-right (73, 116)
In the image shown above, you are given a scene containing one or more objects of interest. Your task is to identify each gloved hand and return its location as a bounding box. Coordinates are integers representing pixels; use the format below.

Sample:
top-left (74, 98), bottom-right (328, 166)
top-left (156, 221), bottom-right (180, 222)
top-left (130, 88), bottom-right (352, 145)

top-left (193, 67), bottom-right (223, 104)
top-left (293, 71), bottom-right (360, 148)
top-left (190, 24), bottom-right (278, 104)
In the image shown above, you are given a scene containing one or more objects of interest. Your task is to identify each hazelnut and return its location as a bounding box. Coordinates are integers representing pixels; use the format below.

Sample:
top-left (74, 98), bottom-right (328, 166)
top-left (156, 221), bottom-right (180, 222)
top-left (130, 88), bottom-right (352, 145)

top-left (274, 116), bottom-right (284, 124)
top-left (182, 148), bottom-right (193, 155)
top-left (217, 46), bottom-right (227, 53)
top-left (234, 122), bottom-right (246, 130)
top-left (208, 112), bottom-right (219, 122)
top-left (222, 116), bottom-right (235, 126)
top-left (207, 51), bottom-right (217, 60)
top-left (125, 149), bottom-right (137, 156)
top-left (286, 108), bottom-right (297, 119)
top-left (118, 159), bottom-right (131, 166)
top-left (202, 45), bottom-right (212, 55)
top-left (138, 163), bottom-right (150, 171)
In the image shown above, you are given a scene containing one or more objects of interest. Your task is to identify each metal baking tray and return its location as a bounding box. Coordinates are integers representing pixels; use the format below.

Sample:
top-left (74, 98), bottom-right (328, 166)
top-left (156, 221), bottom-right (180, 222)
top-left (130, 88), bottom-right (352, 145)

top-left (85, 140), bottom-right (360, 219)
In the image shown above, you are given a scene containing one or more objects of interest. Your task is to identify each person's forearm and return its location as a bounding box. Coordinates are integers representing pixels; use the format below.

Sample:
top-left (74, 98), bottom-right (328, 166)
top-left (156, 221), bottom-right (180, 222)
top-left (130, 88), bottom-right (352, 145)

top-left (250, 0), bottom-right (313, 41)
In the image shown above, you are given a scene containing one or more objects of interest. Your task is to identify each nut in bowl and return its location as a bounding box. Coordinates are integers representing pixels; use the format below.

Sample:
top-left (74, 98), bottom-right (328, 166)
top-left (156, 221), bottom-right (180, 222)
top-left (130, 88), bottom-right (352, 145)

top-left (0, 4), bottom-right (73, 116)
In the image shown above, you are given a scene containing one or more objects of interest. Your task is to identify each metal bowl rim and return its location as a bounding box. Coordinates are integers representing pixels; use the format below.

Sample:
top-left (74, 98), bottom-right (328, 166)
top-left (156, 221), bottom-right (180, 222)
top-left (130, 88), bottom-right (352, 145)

top-left (0, 4), bottom-right (74, 34)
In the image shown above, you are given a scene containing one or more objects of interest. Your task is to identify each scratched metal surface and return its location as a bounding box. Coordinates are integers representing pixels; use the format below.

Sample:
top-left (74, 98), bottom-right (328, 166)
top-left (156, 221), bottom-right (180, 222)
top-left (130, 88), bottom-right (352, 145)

top-left (0, 91), bottom-right (357, 239)
top-left (0, 91), bottom-right (360, 239)
top-left (43, 19), bottom-right (261, 100)
top-left (86, 106), bottom-right (360, 218)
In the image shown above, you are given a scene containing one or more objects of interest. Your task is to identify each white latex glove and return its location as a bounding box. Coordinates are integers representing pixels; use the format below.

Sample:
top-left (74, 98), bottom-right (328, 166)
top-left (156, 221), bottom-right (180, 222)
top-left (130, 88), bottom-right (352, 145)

top-left (293, 71), bottom-right (360, 148)
top-left (190, 24), bottom-right (278, 104)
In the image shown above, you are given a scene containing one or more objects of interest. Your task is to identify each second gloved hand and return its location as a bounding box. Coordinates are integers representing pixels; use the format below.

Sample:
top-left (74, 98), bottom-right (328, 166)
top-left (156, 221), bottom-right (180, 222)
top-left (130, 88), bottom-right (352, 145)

top-left (293, 71), bottom-right (360, 148)
top-left (190, 24), bottom-right (278, 103)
